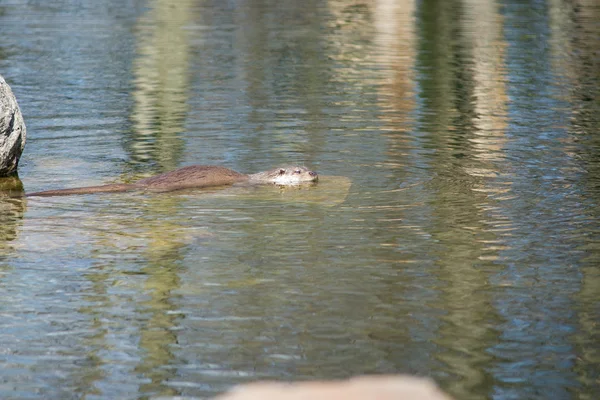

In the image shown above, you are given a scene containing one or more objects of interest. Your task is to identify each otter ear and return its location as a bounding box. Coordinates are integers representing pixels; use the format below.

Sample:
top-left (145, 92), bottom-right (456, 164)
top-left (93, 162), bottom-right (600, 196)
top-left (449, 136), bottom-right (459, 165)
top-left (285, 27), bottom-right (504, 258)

top-left (279, 169), bottom-right (286, 175)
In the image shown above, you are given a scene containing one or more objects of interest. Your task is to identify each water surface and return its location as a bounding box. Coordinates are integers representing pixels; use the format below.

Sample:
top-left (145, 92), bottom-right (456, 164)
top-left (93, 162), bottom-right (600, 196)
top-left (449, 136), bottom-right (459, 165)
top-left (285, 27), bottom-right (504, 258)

top-left (0, 0), bottom-right (599, 399)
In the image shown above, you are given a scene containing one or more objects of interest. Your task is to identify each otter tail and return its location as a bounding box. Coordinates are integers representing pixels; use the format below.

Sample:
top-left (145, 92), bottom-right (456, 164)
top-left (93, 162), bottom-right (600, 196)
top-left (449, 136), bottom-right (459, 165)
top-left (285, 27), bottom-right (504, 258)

top-left (27, 183), bottom-right (138, 197)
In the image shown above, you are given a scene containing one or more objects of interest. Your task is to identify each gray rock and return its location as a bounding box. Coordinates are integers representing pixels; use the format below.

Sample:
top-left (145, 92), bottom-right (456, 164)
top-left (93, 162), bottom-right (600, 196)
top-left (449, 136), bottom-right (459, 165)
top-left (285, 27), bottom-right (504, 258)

top-left (0, 75), bottom-right (26, 176)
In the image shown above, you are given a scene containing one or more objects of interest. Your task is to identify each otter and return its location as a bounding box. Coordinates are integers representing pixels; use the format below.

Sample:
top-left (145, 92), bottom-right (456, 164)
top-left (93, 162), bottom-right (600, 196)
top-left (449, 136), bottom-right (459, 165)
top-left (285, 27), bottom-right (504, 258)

top-left (27, 165), bottom-right (318, 197)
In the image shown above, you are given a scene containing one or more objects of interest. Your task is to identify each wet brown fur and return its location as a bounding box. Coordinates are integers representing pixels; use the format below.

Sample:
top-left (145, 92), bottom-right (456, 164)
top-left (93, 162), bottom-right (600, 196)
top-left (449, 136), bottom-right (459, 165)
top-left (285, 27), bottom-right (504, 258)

top-left (27, 165), bottom-right (316, 197)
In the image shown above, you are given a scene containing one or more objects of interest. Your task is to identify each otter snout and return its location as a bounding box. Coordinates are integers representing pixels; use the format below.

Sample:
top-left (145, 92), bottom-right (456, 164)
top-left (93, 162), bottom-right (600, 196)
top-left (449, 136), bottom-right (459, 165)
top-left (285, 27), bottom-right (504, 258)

top-left (264, 166), bottom-right (319, 185)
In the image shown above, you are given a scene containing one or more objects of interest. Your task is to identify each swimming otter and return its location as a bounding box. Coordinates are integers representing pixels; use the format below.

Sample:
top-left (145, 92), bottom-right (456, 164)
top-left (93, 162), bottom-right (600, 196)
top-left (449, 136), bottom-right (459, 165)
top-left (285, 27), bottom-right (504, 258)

top-left (27, 165), bottom-right (318, 197)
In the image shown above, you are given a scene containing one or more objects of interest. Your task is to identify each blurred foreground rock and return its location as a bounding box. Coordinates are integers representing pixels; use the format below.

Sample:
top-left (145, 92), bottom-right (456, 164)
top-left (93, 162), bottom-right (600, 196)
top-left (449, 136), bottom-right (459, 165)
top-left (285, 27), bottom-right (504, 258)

top-left (0, 75), bottom-right (26, 176)
top-left (215, 375), bottom-right (453, 400)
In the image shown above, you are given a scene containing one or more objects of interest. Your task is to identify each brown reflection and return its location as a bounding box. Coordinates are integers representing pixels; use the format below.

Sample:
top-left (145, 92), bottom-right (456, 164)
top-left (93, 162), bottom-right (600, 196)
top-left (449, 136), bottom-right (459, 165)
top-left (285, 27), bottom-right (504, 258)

top-left (556, 0), bottom-right (600, 183)
top-left (235, 0), bottom-right (327, 166)
top-left (75, 269), bottom-right (110, 397)
top-left (572, 3), bottom-right (600, 395)
top-left (414, 0), bottom-right (509, 397)
top-left (134, 216), bottom-right (187, 398)
top-left (128, 0), bottom-right (195, 396)
top-left (463, 0), bottom-right (508, 163)
top-left (375, 0), bottom-right (417, 143)
top-left (129, 0), bottom-right (193, 172)
top-left (0, 175), bottom-right (25, 254)
top-left (549, 1), bottom-right (600, 397)
top-left (75, 210), bottom-right (195, 398)
top-left (77, 199), bottom-right (198, 398)
top-left (77, 0), bottom-right (196, 397)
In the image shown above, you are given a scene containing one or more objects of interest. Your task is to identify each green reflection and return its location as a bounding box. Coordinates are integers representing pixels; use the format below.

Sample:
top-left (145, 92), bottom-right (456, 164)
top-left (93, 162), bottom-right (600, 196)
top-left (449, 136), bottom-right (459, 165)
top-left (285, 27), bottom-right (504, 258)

top-left (416, 0), bottom-right (509, 397)
top-left (129, 0), bottom-right (195, 396)
top-left (128, 0), bottom-right (193, 173)
top-left (0, 175), bottom-right (24, 255)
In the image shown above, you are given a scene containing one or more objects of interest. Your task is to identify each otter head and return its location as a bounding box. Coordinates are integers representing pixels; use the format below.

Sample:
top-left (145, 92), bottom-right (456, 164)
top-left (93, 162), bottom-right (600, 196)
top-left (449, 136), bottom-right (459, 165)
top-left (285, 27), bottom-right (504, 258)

top-left (266, 166), bottom-right (318, 185)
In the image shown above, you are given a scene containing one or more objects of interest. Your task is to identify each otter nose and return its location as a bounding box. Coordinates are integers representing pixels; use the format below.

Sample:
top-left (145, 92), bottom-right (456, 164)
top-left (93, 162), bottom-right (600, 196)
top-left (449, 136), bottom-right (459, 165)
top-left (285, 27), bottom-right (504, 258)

top-left (309, 171), bottom-right (317, 176)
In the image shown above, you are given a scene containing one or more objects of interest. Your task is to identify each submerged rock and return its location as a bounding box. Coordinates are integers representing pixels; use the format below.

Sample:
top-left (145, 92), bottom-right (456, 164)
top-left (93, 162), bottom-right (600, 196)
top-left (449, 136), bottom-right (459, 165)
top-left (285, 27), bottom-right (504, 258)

top-left (0, 75), bottom-right (26, 176)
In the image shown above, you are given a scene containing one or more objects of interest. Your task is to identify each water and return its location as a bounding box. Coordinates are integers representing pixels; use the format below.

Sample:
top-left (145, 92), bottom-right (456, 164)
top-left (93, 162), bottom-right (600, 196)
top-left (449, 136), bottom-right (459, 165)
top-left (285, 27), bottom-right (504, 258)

top-left (1, 0), bottom-right (599, 399)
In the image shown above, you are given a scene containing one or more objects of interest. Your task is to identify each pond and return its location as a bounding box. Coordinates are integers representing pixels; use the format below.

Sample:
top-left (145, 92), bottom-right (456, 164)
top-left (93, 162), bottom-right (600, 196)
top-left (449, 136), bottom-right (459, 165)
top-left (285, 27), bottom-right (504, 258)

top-left (1, 0), bottom-right (599, 399)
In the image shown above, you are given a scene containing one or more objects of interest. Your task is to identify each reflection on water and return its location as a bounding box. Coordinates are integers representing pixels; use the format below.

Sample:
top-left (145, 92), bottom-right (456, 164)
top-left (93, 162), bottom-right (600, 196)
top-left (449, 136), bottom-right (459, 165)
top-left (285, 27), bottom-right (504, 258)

top-left (129, 0), bottom-right (193, 172)
top-left (0, 176), bottom-right (25, 255)
top-left (128, 1), bottom-right (195, 396)
top-left (1, 0), bottom-right (600, 399)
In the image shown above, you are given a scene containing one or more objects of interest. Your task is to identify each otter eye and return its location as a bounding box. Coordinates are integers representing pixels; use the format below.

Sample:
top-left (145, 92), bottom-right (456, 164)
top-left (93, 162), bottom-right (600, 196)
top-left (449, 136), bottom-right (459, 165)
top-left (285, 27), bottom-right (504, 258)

top-left (294, 170), bottom-right (301, 174)
top-left (279, 169), bottom-right (286, 175)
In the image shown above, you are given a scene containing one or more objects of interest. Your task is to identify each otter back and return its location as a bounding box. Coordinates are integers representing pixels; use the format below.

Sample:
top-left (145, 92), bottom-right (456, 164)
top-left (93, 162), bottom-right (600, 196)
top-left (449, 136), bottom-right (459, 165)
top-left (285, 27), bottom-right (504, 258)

top-left (27, 165), bottom-right (317, 197)
top-left (137, 165), bottom-right (248, 192)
